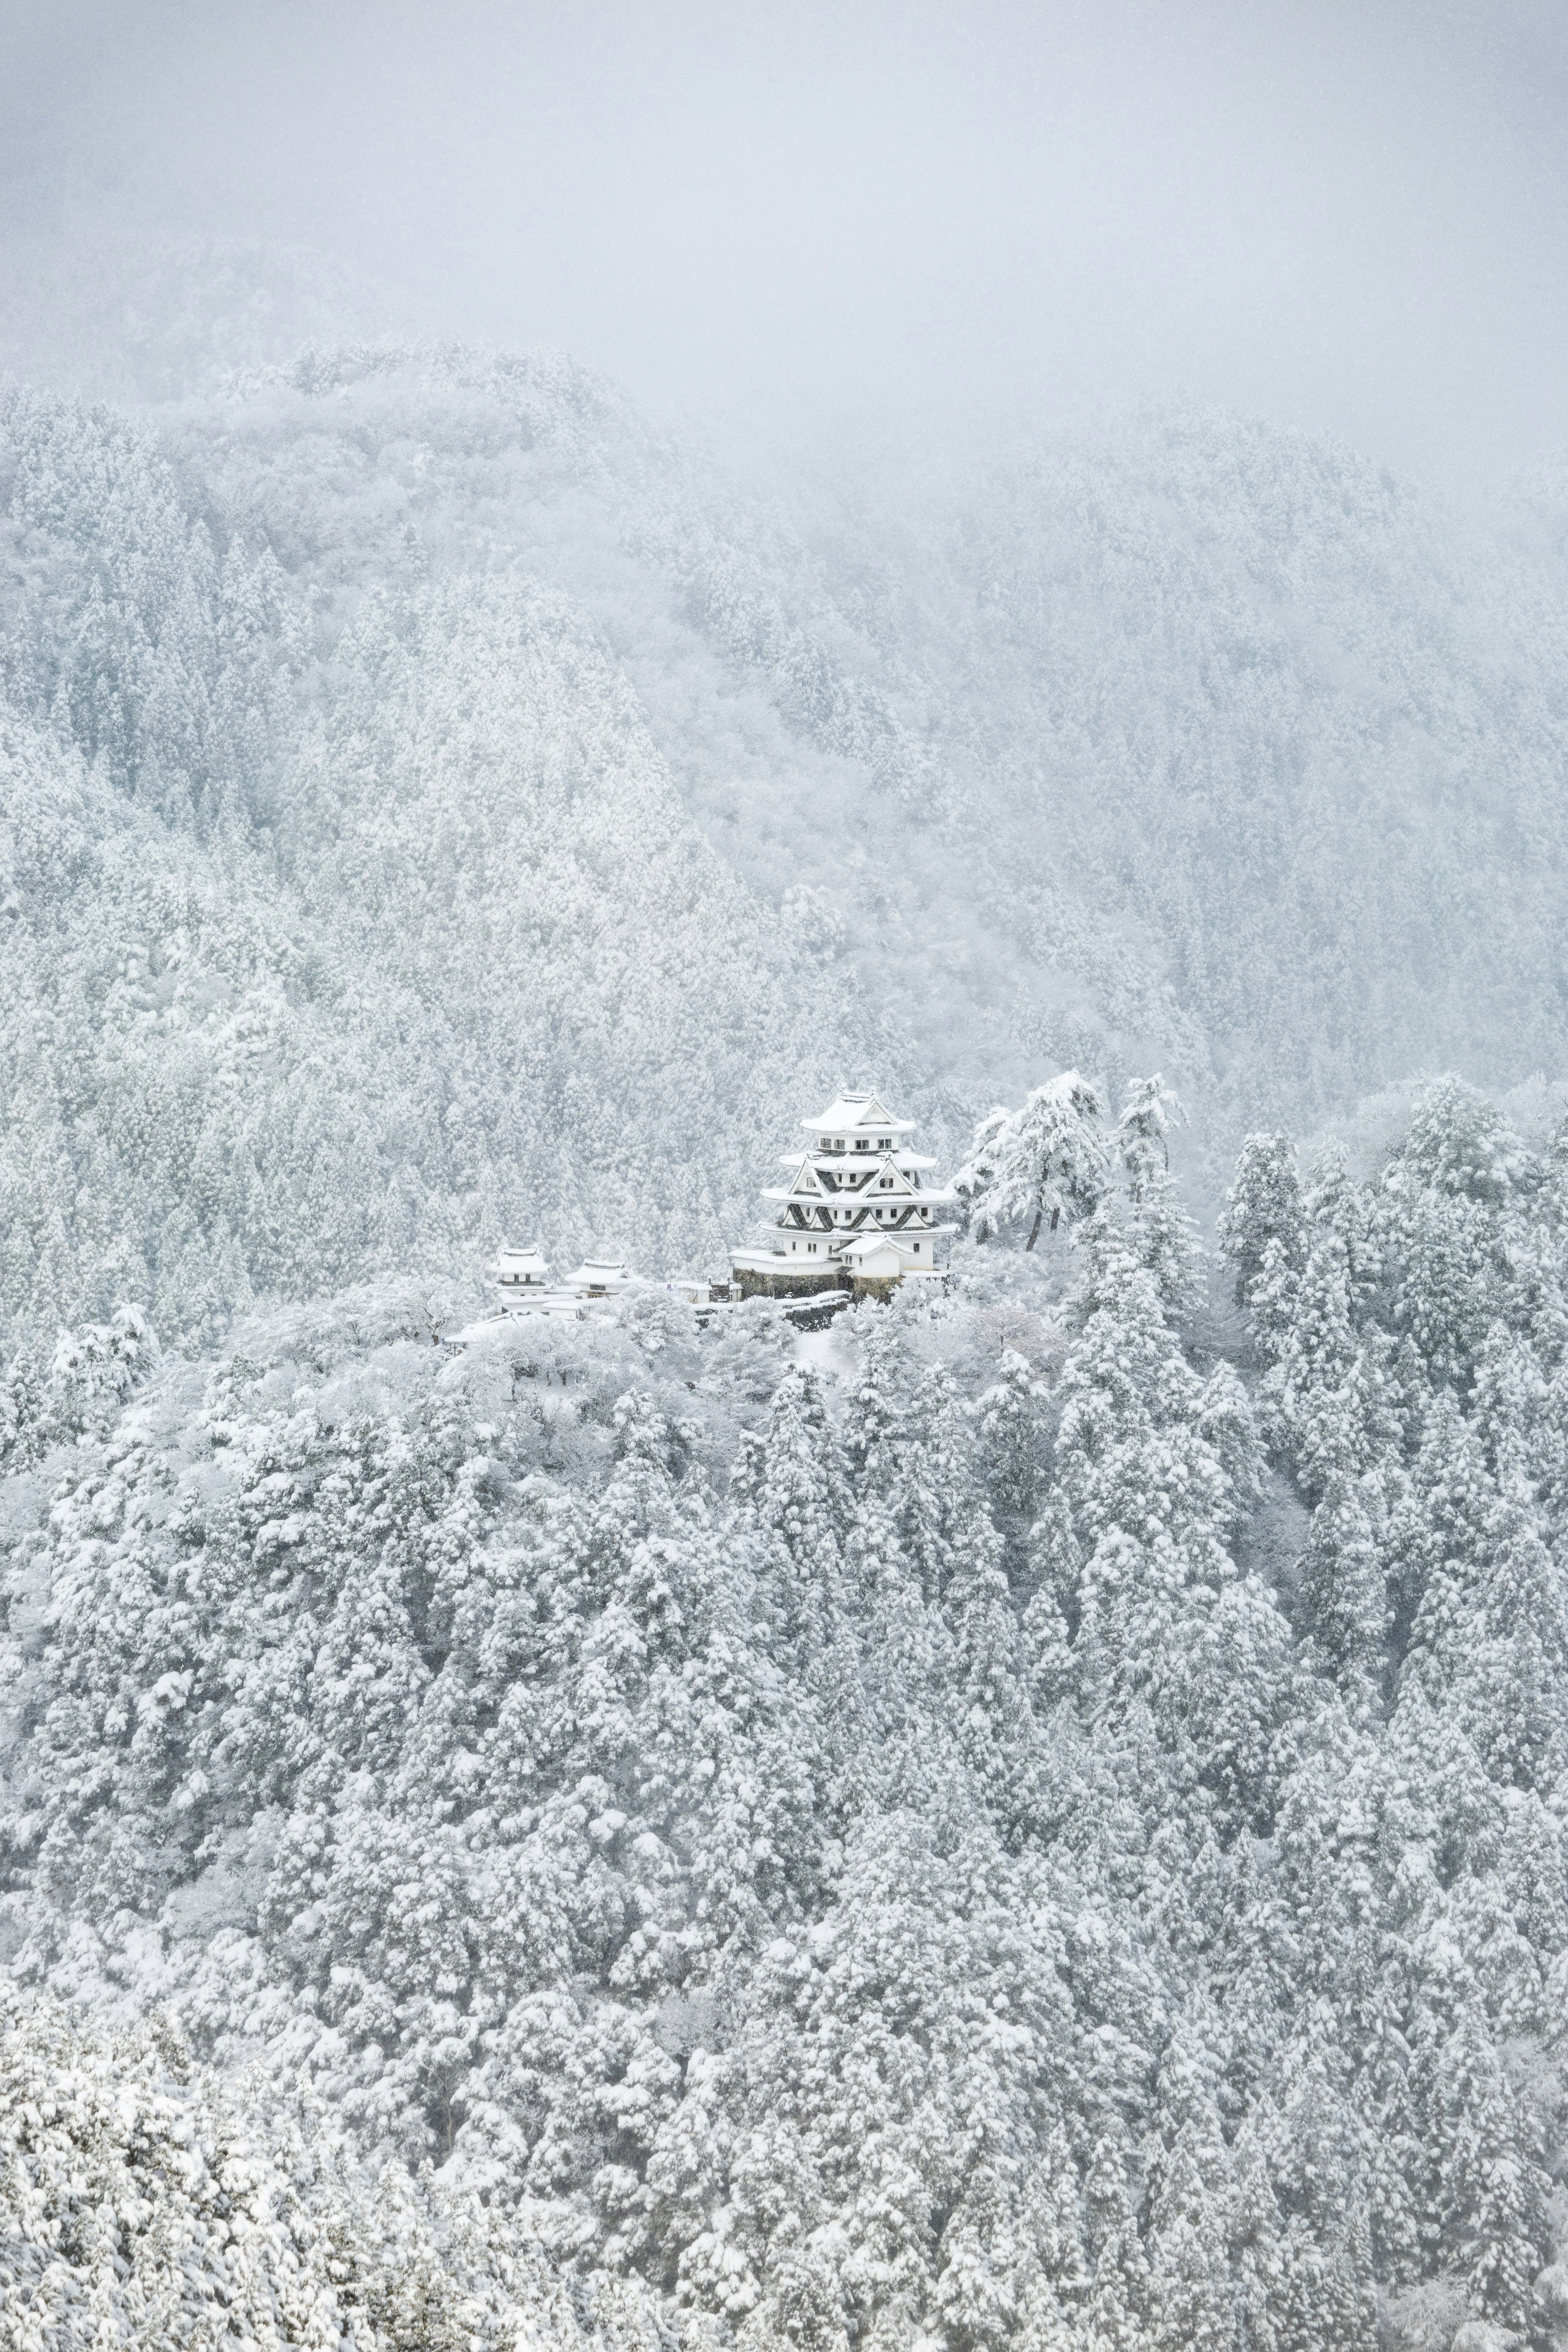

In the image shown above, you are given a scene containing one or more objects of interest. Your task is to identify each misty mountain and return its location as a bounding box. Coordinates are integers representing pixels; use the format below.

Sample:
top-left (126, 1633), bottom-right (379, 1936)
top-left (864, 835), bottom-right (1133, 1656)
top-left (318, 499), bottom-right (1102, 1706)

top-left (5, 285), bottom-right (1568, 1355)
top-left (11, 228), bottom-right (1568, 2352)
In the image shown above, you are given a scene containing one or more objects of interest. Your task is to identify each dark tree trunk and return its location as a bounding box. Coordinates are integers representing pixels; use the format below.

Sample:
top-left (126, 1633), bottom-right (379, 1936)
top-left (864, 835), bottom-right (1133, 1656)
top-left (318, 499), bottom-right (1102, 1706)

top-left (1027, 1156), bottom-right (1056, 1251)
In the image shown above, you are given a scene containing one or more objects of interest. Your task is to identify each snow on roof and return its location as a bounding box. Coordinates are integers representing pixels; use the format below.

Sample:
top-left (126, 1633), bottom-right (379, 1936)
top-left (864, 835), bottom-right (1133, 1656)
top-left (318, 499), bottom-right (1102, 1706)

top-left (564, 1259), bottom-right (634, 1292)
top-left (802, 1091), bottom-right (915, 1134)
top-left (839, 1230), bottom-right (923, 1261)
top-left (857, 1162), bottom-right (916, 1194)
top-left (496, 1244), bottom-right (549, 1279)
top-left (451, 1299), bottom-right (585, 1341)
top-left (782, 1145), bottom-right (935, 1168)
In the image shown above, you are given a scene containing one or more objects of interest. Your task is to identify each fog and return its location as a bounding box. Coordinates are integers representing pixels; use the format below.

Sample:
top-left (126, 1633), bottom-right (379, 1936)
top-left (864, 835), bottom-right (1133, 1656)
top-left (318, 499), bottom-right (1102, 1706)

top-left (6, 0), bottom-right (1568, 475)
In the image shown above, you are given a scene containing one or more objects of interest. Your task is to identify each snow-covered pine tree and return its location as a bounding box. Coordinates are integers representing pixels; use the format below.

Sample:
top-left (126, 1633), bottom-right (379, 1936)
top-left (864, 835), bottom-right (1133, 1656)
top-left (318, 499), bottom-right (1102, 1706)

top-left (955, 1074), bottom-right (1110, 1252)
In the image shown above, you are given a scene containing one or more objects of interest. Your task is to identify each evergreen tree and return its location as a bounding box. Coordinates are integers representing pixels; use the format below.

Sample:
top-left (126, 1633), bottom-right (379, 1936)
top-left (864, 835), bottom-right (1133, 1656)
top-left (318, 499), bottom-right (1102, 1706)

top-left (956, 1074), bottom-right (1110, 1251)
top-left (1218, 1130), bottom-right (1305, 1314)
top-left (1299, 1471), bottom-right (1388, 1692)
top-left (1116, 1075), bottom-right (1201, 1318)
top-left (1435, 2003), bottom-right (1550, 2337)
top-left (975, 1346), bottom-right (1049, 1578)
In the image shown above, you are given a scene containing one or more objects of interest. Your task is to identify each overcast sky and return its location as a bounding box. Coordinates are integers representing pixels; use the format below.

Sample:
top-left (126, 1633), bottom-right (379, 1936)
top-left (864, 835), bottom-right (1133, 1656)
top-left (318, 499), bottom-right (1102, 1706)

top-left (5, 0), bottom-right (1568, 476)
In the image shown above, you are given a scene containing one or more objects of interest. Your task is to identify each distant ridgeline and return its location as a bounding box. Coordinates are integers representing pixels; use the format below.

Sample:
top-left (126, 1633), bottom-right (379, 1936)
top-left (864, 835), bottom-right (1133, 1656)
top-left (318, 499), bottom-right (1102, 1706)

top-left (13, 341), bottom-right (1568, 1362)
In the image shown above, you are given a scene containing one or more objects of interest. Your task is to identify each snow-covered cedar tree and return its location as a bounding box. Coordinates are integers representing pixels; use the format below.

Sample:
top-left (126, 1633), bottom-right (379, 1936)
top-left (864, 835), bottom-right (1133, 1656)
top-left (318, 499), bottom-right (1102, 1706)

top-left (1218, 1130), bottom-right (1305, 1311)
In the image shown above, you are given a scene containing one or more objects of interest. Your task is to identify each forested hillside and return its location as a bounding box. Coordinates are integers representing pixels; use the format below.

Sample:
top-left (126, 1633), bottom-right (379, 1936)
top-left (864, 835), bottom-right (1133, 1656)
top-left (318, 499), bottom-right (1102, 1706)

top-left (2, 1987), bottom-right (711, 2350)
top-left (9, 1074), bottom-right (1568, 2348)
top-left (6, 248), bottom-right (1568, 1356)
top-left (9, 249), bottom-right (1568, 2351)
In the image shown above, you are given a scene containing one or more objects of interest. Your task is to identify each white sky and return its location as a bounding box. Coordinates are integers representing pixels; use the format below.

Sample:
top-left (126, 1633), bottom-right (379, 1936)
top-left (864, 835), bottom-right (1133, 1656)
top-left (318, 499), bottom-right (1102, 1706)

top-left (6, 0), bottom-right (1568, 477)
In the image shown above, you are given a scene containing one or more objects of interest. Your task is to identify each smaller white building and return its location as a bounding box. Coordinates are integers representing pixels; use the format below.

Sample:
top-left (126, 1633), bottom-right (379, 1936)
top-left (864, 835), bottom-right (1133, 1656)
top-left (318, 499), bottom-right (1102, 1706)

top-left (496, 1244), bottom-right (551, 1301)
top-left (483, 1247), bottom-right (707, 1332)
top-left (837, 1230), bottom-right (944, 1289)
top-left (490, 1245), bottom-right (638, 1320)
top-left (563, 1260), bottom-right (635, 1301)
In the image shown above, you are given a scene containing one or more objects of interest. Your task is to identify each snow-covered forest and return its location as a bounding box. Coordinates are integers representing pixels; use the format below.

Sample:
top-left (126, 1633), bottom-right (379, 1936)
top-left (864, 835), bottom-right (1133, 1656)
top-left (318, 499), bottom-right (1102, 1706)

top-left (11, 1058), bottom-right (1568, 2350)
top-left (7, 42), bottom-right (1568, 2327)
top-left (8, 270), bottom-right (1568, 1363)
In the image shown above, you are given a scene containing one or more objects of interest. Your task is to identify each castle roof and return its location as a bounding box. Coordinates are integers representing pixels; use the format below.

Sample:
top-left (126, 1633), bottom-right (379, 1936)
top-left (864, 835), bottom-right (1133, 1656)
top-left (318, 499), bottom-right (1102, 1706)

top-left (783, 1149), bottom-right (938, 1171)
top-left (802, 1091), bottom-right (915, 1136)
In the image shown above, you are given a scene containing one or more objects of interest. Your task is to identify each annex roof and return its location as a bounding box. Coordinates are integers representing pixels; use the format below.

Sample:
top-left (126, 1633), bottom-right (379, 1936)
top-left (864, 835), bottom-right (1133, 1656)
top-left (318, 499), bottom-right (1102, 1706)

top-left (839, 1229), bottom-right (924, 1263)
top-left (564, 1259), bottom-right (635, 1293)
top-left (496, 1244), bottom-right (549, 1281)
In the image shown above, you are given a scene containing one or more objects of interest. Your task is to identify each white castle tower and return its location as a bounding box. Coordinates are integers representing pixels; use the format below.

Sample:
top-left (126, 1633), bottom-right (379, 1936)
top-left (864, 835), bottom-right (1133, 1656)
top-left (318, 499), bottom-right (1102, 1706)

top-left (729, 1088), bottom-right (956, 1297)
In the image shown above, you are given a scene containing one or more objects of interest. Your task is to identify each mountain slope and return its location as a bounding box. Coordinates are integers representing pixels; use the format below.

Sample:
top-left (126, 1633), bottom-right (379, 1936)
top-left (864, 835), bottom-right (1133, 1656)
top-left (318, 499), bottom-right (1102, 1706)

top-left (6, 268), bottom-right (1568, 1356)
top-left (0, 374), bottom-right (869, 1352)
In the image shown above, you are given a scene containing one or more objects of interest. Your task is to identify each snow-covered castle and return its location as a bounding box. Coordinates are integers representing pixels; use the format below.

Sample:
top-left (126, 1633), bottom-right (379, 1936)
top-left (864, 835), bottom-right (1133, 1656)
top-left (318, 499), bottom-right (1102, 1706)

top-left (729, 1089), bottom-right (956, 1298)
top-left (481, 1088), bottom-right (953, 1327)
